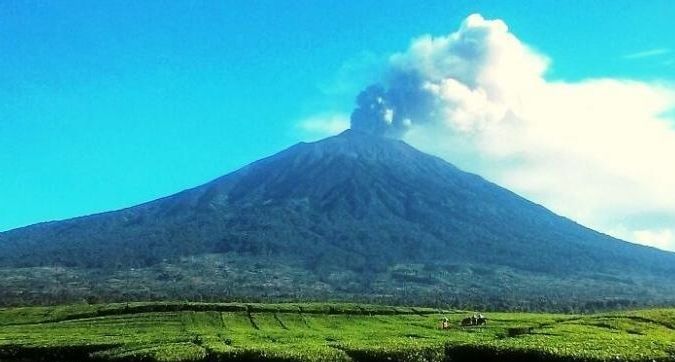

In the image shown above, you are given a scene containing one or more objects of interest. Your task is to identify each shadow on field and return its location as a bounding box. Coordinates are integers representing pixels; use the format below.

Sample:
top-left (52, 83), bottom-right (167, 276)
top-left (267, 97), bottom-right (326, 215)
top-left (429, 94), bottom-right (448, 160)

top-left (0, 343), bottom-right (648, 362)
top-left (0, 345), bottom-right (116, 362)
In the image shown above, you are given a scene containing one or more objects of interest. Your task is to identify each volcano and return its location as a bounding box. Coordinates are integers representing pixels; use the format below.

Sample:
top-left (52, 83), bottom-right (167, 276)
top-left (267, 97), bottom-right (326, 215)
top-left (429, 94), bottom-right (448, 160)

top-left (1, 130), bottom-right (674, 309)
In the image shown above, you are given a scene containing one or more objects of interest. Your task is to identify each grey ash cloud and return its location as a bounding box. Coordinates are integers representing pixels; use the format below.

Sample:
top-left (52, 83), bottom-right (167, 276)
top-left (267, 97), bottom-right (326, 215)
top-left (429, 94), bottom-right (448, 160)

top-left (350, 73), bottom-right (438, 138)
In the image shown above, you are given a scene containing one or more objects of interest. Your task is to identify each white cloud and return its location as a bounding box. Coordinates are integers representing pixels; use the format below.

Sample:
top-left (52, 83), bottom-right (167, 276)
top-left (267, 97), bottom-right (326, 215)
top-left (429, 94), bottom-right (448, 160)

top-left (623, 48), bottom-right (671, 59)
top-left (297, 113), bottom-right (350, 140)
top-left (393, 14), bottom-right (675, 251)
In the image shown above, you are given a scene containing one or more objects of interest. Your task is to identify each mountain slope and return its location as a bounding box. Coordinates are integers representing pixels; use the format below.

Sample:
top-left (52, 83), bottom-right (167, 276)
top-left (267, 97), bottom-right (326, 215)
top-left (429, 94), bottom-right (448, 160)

top-left (1, 130), bottom-right (674, 307)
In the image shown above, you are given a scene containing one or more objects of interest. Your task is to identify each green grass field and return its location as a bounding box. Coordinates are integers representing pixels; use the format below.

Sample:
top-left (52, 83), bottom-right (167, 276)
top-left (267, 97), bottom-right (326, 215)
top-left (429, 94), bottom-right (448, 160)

top-left (0, 302), bottom-right (673, 362)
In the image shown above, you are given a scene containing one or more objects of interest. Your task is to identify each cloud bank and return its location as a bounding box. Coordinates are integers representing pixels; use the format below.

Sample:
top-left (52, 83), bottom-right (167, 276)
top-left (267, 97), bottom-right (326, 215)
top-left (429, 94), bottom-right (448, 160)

top-left (321, 14), bottom-right (675, 251)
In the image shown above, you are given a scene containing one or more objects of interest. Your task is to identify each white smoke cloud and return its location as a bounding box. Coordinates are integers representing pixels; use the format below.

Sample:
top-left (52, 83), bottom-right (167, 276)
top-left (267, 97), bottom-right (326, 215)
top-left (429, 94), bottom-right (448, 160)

top-left (397, 14), bottom-right (675, 251)
top-left (311, 14), bottom-right (675, 251)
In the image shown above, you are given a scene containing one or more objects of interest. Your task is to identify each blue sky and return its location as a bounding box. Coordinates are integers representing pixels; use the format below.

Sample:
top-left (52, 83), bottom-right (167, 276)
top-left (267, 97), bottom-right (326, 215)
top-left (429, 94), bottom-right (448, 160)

top-left (2, 1), bottom-right (675, 247)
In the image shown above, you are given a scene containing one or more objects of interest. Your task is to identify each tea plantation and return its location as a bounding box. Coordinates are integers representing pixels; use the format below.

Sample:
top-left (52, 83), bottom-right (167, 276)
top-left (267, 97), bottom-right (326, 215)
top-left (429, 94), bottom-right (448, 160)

top-left (0, 302), bottom-right (673, 361)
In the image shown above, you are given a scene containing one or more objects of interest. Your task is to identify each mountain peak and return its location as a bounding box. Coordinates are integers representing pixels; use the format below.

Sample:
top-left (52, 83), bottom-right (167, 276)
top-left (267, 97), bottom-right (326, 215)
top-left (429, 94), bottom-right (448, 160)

top-left (307, 128), bottom-right (404, 150)
top-left (283, 128), bottom-right (425, 167)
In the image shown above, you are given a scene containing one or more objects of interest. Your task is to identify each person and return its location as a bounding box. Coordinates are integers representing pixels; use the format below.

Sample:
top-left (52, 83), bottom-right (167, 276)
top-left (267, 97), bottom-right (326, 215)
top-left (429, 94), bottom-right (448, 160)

top-left (442, 317), bottom-right (449, 329)
top-left (477, 313), bottom-right (487, 325)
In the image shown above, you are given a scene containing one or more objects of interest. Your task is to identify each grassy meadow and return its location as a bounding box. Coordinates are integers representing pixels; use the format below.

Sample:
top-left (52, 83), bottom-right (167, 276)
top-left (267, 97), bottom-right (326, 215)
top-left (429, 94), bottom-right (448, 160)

top-left (0, 302), bottom-right (673, 362)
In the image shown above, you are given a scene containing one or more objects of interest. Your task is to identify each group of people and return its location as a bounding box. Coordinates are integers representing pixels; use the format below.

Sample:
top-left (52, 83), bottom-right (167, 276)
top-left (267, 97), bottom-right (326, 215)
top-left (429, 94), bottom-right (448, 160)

top-left (440, 313), bottom-right (487, 329)
top-left (462, 313), bottom-right (487, 326)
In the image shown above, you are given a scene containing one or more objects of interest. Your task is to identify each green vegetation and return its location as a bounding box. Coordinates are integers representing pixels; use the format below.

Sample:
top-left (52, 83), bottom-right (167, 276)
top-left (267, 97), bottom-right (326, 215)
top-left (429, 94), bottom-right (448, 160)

top-left (1, 253), bottom-right (671, 312)
top-left (0, 302), bottom-right (673, 362)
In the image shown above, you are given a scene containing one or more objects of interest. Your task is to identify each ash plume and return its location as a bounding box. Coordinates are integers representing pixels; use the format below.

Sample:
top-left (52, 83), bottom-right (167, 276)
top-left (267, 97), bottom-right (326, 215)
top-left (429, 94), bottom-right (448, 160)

top-left (343, 13), bottom-right (675, 251)
top-left (350, 73), bottom-right (437, 138)
top-left (348, 13), bottom-right (518, 138)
